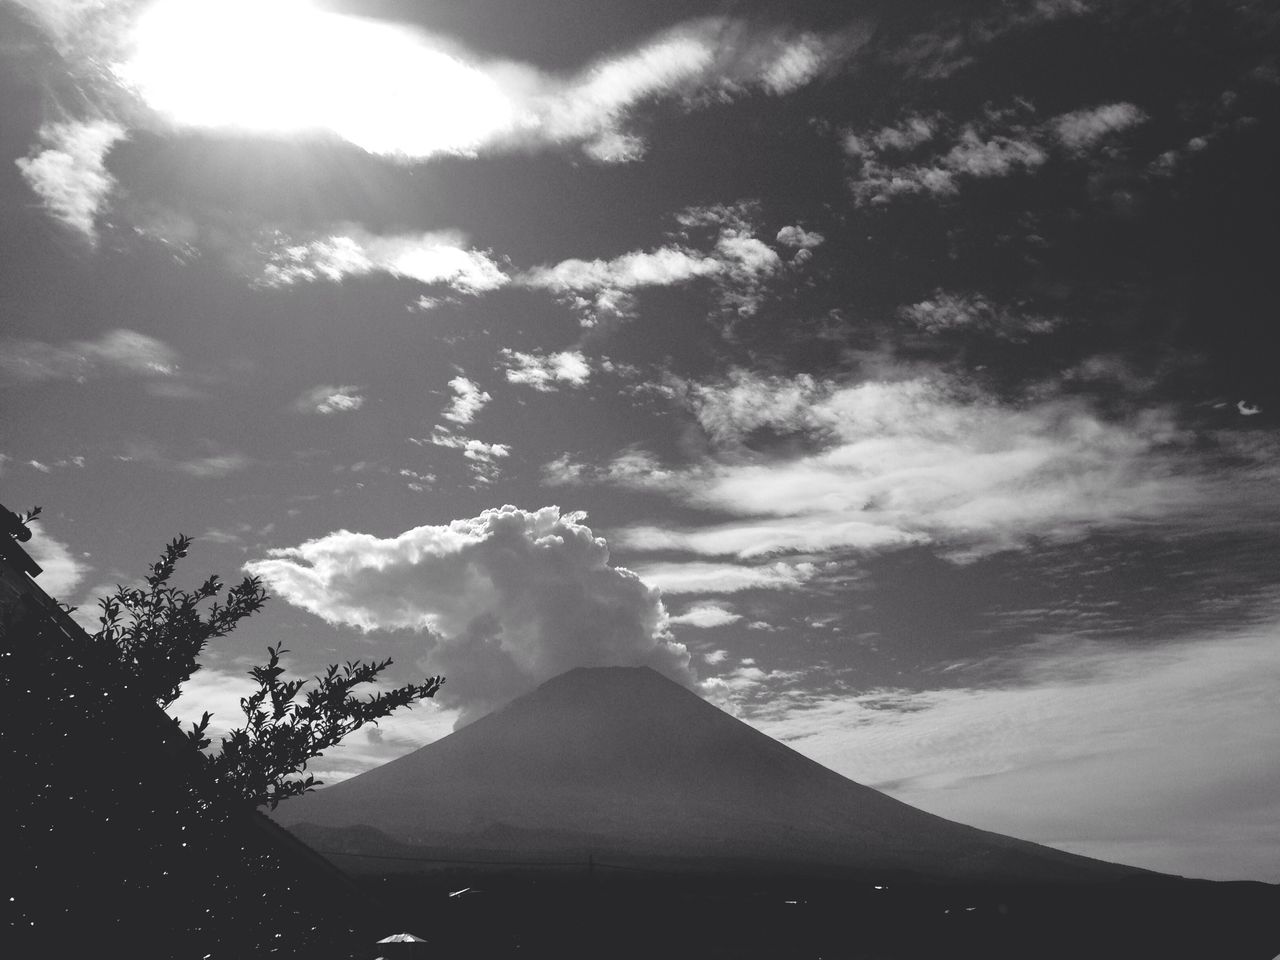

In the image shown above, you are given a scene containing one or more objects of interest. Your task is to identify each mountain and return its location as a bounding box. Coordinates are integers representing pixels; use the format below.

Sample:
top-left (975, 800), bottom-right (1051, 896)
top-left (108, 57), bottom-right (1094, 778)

top-left (270, 665), bottom-right (1152, 883)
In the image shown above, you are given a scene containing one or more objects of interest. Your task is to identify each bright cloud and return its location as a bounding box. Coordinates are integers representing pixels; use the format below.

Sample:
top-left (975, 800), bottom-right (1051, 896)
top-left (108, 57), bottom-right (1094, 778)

top-left (261, 230), bottom-right (508, 294)
top-left (110, 3), bottom-right (858, 163)
top-left (775, 225), bottom-right (825, 249)
top-left (520, 221), bottom-right (782, 325)
top-left (747, 621), bottom-right (1280, 882)
top-left (630, 560), bottom-right (818, 594)
top-left (15, 119), bottom-right (125, 240)
top-left (500, 349), bottom-right (592, 391)
top-left (668, 603), bottom-right (742, 628)
top-left (562, 370), bottom-right (1226, 560)
top-left (245, 505), bottom-right (692, 723)
top-left (423, 430), bottom-right (510, 484)
top-left (295, 385), bottom-right (365, 415)
top-left (0, 329), bottom-right (180, 384)
top-left (25, 526), bottom-right (91, 600)
top-left (440, 377), bottom-right (490, 426)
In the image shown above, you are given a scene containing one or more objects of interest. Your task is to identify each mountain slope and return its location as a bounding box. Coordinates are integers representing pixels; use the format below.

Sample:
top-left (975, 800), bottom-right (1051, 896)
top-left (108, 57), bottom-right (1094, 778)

top-left (270, 666), bottom-right (1153, 882)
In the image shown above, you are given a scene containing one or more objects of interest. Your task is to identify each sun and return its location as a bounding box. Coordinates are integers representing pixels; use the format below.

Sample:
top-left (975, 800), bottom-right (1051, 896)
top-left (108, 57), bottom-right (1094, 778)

top-left (115, 0), bottom-right (522, 158)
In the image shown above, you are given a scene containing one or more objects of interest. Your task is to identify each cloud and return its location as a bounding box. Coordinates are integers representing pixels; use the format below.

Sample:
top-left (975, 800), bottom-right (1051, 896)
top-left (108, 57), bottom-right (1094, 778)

top-left (117, 440), bottom-right (249, 478)
top-left (295, 385), bottom-right (365, 415)
top-left (848, 120), bottom-right (1047, 205)
top-left (558, 369), bottom-right (1237, 562)
top-left (425, 430), bottom-right (510, 483)
top-left (106, 3), bottom-right (860, 163)
top-left (440, 376), bottom-right (489, 426)
top-left (668, 603), bottom-right (742, 628)
top-left (884, 0), bottom-right (1093, 81)
top-left (520, 213), bottom-right (783, 325)
top-left (846, 98), bottom-right (1148, 206)
top-left (420, 377), bottom-right (507, 483)
top-left (0, 329), bottom-right (180, 384)
top-left (500, 349), bottom-right (591, 391)
top-left (245, 505), bottom-right (692, 724)
top-left (25, 526), bottom-right (91, 600)
top-left (261, 230), bottom-right (508, 294)
top-left (900, 290), bottom-right (1063, 338)
top-left (747, 621), bottom-right (1280, 882)
top-left (15, 119), bottom-right (126, 241)
top-left (1053, 102), bottom-right (1147, 153)
top-left (629, 560), bottom-right (818, 594)
top-left (774, 225), bottom-right (825, 249)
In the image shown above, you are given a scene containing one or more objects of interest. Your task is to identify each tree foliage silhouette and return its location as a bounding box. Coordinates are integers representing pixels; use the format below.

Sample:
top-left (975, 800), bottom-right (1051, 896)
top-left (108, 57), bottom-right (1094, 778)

top-left (90, 533), bottom-right (444, 808)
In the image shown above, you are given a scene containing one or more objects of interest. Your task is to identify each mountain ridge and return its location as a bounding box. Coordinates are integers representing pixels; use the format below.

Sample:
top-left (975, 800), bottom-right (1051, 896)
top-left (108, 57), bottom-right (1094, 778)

top-left (271, 665), bottom-right (1158, 883)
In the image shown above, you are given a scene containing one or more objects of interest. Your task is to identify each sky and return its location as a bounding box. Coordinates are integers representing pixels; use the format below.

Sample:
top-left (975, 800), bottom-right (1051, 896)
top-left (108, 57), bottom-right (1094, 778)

top-left (2, 0), bottom-right (1279, 883)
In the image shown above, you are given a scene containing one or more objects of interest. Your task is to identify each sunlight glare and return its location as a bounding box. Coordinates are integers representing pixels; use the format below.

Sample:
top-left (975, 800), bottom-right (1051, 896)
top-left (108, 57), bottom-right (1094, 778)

top-left (115, 0), bottom-right (523, 157)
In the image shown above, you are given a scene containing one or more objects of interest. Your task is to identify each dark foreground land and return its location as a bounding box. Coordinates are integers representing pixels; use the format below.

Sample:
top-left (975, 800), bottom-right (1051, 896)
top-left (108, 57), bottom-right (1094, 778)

top-left (353, 866), bottom-right (1280, 960)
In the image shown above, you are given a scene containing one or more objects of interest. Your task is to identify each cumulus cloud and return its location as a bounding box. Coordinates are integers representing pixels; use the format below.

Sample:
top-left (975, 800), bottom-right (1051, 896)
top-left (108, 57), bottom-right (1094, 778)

top-left (557, 369), bottom-right (1228, 562)
top-left (440, 376), bottom-right (490, 425)
top-left (668, 603), bottom-right (742, 628)
top-left (106, 3), bottom-right (860, 163)
top-left (0, 329), bottom-right (180, 384)
top-left (774, 225), bottom-right (825, 249)
top-left (260, 230), bottom-right (508, 294)
top-left (1053, 102), bottom-right (1147, 152)
top-left (25, 526), bottom-right (91, 600)
top-left (295, 385), bottom-right (365, 415)
top-left (747, 621), bottom-right (1280, 881)
top-left (245, 506), bottom-right (692, 724)
top-left (15, 119), bottom-right (126, 241)
top-left (500, 349), bottom-right (592, 391)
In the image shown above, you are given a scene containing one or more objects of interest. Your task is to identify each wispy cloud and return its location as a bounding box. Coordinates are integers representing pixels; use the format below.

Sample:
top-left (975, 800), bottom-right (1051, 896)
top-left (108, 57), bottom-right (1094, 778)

top-left (631, 560), bottom-right (818, 595)
top-left (245, 505), bottom-right (691, 724)
top-left (295, 384), bottom-right (365, 415)
top-left (100, 4), bottom-right (863, 163)
top-left (1053, 102), bottom-right (1147, 153)
top-left (117, 440), bottom-right (249, 479)
top-left (845, 98), bottom-right (1147, 205)
top-left (520, 206), bottom-right (783, 325)
top-left (260, 230), bottom-right (508, 294)
top-left (556, 368), bottom-right (1266, 563)
top-left (884, 0), bottom-right (1093, 81)
top-left (423, 431), bottom-right (510, 484)
top-left (15, 119), bottom-right (125, 241)
top-left (900, 290), bottom-right (1063, 338)
top-left (0, 329), bottom-right (180, 384)
top-left (419, 378), bottom-right (507, 483)
top-left (846, 112), bottom-right (1047, 205)
top-left (668, 603), bottom-right (742, 628)
top-left (747, 620), bottom-right (1280, 881)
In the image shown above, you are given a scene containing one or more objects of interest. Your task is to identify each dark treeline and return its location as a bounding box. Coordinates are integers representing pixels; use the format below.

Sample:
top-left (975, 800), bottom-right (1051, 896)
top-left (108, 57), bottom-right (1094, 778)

top-left (0, 597), bottom-right (382, 959)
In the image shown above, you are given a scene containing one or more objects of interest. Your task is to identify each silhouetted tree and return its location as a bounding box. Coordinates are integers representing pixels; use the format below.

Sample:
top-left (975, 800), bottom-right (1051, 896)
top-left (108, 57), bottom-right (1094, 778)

top-left (89, 532), bottom-right (444, 808)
